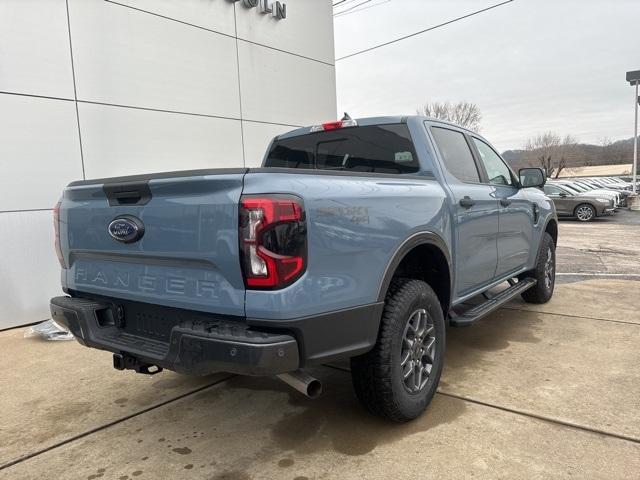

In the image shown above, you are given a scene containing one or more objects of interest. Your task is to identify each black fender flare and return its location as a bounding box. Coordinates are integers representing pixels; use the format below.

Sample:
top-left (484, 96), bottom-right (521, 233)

top-left (376, 231), bottom-right (453, 307)
top-left (543, 215), bottom-right (558, 240)
top-left (532, 215), bottom-right (558, 265)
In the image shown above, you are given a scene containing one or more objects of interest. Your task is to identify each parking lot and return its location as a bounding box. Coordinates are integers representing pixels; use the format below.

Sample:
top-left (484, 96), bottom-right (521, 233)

top-left (1, 212), bottom-right (639, 480)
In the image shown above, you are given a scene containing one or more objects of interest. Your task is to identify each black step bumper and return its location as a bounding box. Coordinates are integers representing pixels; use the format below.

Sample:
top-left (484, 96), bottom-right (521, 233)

top-left (50, 296), bottom-right (299, 376)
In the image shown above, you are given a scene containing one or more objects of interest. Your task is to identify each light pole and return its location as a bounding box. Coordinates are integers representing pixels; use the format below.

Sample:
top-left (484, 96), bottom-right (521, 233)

top-left (627, 70), bottom-right (640, 194)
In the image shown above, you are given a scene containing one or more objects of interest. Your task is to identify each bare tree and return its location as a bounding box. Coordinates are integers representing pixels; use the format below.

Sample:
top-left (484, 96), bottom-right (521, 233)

top-left (523, 132), bottom-right (579, 178)
top-left (599, 136), bottom-right (628, 164)
top-left (595, 137), bottom-right (613, 167)
top-left (417, 101), bottom-right (482, 132)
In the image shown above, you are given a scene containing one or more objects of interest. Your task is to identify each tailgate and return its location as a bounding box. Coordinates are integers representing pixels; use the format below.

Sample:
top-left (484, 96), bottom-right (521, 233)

top-left (59, 170), bottom-right (247, 317)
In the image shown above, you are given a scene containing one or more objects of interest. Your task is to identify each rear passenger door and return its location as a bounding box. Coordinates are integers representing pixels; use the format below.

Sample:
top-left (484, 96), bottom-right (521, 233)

top-left (429, 125), bottom-right (499, 298)
top-left (470, 137), bottom-right (533, 278)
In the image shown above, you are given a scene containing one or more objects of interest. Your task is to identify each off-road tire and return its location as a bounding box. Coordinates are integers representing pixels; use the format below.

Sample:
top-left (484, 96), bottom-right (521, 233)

top-left (519, 232), bottom-right (556, 304)
top-left (350, 279), bottom-right (445, 422)
top-left (574, 203), bottom-right (596, 222)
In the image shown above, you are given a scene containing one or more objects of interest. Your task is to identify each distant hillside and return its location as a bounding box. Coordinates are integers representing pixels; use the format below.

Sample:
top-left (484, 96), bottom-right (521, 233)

top-left (503, 137), bottom-right (636, 171)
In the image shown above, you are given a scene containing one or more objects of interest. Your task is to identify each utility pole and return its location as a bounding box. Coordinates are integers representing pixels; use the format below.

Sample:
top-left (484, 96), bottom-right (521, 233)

top-left (626, 70), bottom-right (640, 194)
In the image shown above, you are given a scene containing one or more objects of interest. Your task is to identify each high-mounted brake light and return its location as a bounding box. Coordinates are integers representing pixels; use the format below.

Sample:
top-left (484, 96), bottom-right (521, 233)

top-left (53, 201), bottom-right (67, 268)
top-left (239, 195), bottom-right (306, 289)
top-left (310, 112), bottom-right (358, 132)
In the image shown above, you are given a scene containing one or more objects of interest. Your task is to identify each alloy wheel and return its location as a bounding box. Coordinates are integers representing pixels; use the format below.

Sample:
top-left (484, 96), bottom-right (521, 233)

top-left (400, 308), bottom-right (436, 393)
top-left (576, 205), bottom-right (594, 221)
top-left (544, 247), bottom-right (555, 290)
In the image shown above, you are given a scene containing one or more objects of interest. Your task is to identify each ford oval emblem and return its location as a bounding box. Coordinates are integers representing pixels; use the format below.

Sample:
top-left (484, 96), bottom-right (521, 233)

top-left (108, 216), bottom-right (145, 244)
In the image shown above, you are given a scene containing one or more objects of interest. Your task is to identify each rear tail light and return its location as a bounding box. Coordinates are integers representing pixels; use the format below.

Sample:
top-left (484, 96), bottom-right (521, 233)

top-left (239, 195), bottom-right (306, 289)
top-left (53, 202), bottom-right (67, 268)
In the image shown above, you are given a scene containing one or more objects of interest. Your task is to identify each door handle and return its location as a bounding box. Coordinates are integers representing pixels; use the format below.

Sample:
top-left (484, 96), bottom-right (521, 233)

top-left (459, 196), bottom-right (476, 208)
top-left (500, 198), bottom-right (512, 207)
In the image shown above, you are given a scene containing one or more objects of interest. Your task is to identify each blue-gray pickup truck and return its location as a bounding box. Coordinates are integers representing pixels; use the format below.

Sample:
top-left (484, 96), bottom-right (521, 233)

top-left (50, 115), bottom-right (557, 421)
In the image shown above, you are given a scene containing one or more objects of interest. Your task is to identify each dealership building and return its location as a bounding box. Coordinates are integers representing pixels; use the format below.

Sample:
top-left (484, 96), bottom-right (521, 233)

top-left (0, 0), bottom-right (337, 329)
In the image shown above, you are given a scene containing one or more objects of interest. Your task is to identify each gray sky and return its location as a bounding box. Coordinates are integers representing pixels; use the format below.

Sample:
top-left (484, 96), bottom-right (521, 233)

top-left (334, 0), bottom-right (640, 152)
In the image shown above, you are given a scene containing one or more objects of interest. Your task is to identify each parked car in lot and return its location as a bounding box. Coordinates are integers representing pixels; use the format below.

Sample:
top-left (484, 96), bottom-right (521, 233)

top-left (49, 115), bottom-right (558, 422)
top-left (585, 177), bottom-right (631, 191)
top-left (618, 176), bottom-right (638, 189)
top-left (596, 177), bottom-right (633, 190)
top-left (577, 178), bottom-right (621, 194)
top-left (552, 179), bottom-right (623, 207)
top-left (544, 183), bottom-right (615, 221)
top-left (580, 177), bottom-right (634, 205)
top-left (580, 178), bottom-right (632, 206)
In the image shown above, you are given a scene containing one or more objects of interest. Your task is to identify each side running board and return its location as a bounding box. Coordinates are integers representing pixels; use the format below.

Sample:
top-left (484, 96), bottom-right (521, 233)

top-left (449, 278), bottom-right (537, 327)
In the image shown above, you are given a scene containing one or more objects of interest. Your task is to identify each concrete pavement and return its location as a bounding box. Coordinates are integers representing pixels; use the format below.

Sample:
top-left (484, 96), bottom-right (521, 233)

top-left (445, 304), bottom-right (640, 440)
top-left (1, 365), bottom-right (639, 480)
top-left (0, 327), bottom-right (228, 467)
top-left (508, 278), bottom-right (640, 324)
top-left (1, 215), bottom-right (639, 479)
top-left (553, 210), bottom-right (640, 283)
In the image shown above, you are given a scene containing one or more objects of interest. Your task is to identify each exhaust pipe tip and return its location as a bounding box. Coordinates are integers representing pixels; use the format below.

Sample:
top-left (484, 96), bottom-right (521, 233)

top-left (277, 370), bottom-right (323, 399)
top-left (305, 379), bottom-right (323, 399)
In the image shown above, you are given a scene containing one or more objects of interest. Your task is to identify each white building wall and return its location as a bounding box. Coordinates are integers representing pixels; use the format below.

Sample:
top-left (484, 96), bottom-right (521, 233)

top-left (0, 0), bottom-right (336, 329)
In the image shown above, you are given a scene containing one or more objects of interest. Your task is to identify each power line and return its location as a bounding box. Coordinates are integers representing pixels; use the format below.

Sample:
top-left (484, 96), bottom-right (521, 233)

top-left (333, 0), bottom-right (372, 16)
top-left (333, 0), bottom-right (361, 8)
top-left (335, 0), bottom-right (514, 61)
top-left (334, 0), bottom-right (372, 16)
top-left (334, 0), bottom-right (392, 18)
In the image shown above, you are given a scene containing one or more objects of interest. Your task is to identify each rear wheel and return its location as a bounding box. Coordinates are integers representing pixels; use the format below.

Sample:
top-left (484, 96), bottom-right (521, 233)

top-left (350, 279), bottom-right (445, 422)
top-left (575, 203), bottom-right (595, 222)
top-left (519, 232), bottom-right (556, 304)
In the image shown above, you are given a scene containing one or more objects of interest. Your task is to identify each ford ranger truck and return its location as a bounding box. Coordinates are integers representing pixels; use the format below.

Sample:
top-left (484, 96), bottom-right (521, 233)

top-left (50, 115), bottom-right (558, 422)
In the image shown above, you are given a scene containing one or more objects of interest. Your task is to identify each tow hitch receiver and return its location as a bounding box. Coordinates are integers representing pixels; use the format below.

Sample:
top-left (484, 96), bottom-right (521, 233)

top-left (113, 353), bottom-right (163, 375)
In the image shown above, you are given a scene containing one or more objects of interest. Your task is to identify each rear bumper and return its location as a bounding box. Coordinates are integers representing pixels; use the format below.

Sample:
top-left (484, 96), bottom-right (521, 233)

top-left (50, 296), bottom-right (383, 376)
top-left (50, 296), bottom-right (299, 376)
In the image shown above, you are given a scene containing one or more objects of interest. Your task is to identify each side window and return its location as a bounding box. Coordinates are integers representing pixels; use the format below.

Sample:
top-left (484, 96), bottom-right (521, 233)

top-left (431, 127), bottom-right (480, 183)
top-left (561, 184), bottom-right (579, 194)
top-left (472, 138), bottom-right (513, 186)
top-left (544, 185), bottom-right (564, 195)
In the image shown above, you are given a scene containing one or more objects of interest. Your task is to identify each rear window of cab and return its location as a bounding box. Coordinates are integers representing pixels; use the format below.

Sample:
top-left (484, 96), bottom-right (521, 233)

top-left (264, 124), bottom-right (420, 174)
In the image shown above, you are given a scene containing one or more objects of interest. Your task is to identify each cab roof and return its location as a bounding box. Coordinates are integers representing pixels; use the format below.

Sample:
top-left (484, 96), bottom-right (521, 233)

top-left (276, 115), bottom-right (479, 141)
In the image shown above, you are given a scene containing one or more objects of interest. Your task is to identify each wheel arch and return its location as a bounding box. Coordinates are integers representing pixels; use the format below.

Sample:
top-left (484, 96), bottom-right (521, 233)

top-left (377, 232), bottom-right (452, 314)
top-left (544, 217), bottom-right (558, 245)
top-left (531, 215), bottom-right (559, 269)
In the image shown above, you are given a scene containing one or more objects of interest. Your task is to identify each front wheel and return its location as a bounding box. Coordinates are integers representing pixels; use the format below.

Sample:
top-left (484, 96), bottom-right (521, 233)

top-left (519, 232), bottom-right (556, 304)
top-left (350, 279), bottom-right (445, 422)
top-left (575, 203), bottom-right (596, 222)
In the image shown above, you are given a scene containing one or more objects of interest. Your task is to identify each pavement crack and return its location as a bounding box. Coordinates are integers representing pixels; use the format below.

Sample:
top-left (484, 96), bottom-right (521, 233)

top-left (436, 391), bottom-right (640, 445)
top-left (585, 246), bottom-right (638, 256)
top-left (501, 305), bottom-right (640, 326)
top-left (325, 365), bottom-right (640, 445)
top-left (0, 374), bottom-right (234, 472)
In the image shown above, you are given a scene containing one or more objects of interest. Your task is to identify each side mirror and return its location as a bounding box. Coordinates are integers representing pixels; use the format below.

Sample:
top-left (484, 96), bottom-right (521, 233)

top-left (519, 168), bottom-right (546, 188)
top-left (559, 192), bottom-right (567, 197)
